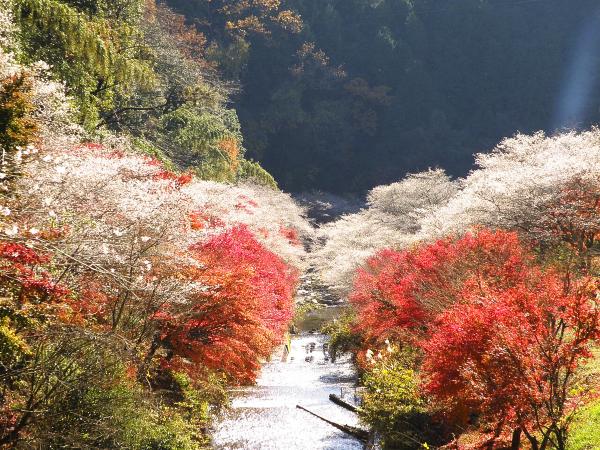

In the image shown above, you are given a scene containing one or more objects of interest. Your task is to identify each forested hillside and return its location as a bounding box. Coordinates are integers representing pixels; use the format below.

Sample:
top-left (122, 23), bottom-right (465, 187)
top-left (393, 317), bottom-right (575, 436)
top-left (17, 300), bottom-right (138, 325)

top-left (0, 0), bottom-right (310, 447)
top-left (5, 0), bottom-right (277, 186)
top-left (165, 0), bottom-right (600, 193)
top-left (3, 1), bottom-right (600, 449)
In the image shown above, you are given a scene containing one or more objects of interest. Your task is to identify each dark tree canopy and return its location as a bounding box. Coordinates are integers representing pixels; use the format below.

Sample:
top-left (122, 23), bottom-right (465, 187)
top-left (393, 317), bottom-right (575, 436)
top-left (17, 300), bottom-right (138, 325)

top-left (166, 0), bottom-right (600, 193)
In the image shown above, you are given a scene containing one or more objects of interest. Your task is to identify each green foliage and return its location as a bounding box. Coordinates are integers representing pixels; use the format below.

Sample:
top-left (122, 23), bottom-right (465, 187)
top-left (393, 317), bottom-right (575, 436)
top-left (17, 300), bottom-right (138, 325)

top-left (14, 0), bottom-right (153, 127)
top-left (60, 0), bottom-right (144, 22)
top-left (43, 377), bottom-right (208, 449)
top-left (359, 347), bottom-right (433, 450)
top-left (237, 158), bottom-right (277, 189)
top-left (159, 105), bottom-right (243, 181)
top-left (568, 349), bottom-right (600, 449)
top-left (2, 332), bottom-right (212, 449)
top-left (171, 371), bottom-right (227, 425)
top-left (206, 36), bottom-right (251, 80)
top-left (321, 311), bottom-right (362, 362)
top-left (567, 399), bottom-right (600, 450)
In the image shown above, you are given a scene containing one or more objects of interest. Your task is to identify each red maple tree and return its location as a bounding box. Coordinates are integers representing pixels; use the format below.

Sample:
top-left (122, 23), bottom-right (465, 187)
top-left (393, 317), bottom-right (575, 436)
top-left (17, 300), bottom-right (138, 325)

top-left (350, 229), bottom-right (600, 449)
top-left (350, 229), bottom-right (530, 349)
top-left (422, 270), bottom-right (599, 450)
top-left (152, 225), bottom-right (297, 384)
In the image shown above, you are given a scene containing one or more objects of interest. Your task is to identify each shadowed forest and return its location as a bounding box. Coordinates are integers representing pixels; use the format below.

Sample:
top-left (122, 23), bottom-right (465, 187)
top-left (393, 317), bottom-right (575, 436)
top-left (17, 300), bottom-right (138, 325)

top-left (167, 0), bottom-right (600, 193)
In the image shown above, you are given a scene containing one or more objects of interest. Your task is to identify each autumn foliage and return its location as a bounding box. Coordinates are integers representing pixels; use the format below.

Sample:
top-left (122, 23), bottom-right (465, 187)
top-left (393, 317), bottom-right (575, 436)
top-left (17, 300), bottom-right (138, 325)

top-left (351, 230), bottom-right (530, 349)
top-left (0, 242), bottom-right (68, 304)
top-left (423, 269), bottom-right (599, 449)
top-left (0, 135), bottom-right (304, 445)
top-left (350, 230), bottom-right (600, 449)
top-left (155, 226), bottom-right (297, 383)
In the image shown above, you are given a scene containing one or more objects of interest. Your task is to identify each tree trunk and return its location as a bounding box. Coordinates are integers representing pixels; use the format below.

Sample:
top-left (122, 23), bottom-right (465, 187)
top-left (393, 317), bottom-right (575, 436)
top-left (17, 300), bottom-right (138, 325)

top-left (0, 411), bottom-right (31, 447)
top-left (539, 433), bottom-right (550, 450)
top-left (511, 428), bottom-right (522, 450)
top-left (137, 334), bottom-right (161, 383)
top-left (555, 428), bottom-right (566, 450)
top-left (528, 436), bottom-right (539, 450)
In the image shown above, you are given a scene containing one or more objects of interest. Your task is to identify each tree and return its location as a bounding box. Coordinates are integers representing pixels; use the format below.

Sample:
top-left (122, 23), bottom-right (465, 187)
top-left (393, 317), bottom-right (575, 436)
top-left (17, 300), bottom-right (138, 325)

top-left (14, 0), bottom-right (154, 127)
top-left (422, 270), bottom-right (600, 450)
top-left (420, 130), bottom-right (600, 264)
top-left (0, 0), bottom-right (16, 50)
top-left (359, 345), bottom-right (431, 450)
top-left (158, 105), bottom-right (244, 181)
top-left (165, 0), bottom-right (599, 194)
top-left (349, 229), bottom-right (530, 349)
top-left (535, 177), bottom-right (600, 270)
top-left (314, 169), bottom-right (456, 295)
top-left (1, 5), bottom-right (312, 446)
top-left (165, 0), bottom-right (302, 42)
top-left (236, 158), bottom-right (278, 188)
top-left (150, 226), bottom-right (297, 384)
top-left (349, 229), bottom-right (600, 449)
top-left (0, 78), bottom-right (308, 440)
top-left (0, 71), bottom-right (38, 190)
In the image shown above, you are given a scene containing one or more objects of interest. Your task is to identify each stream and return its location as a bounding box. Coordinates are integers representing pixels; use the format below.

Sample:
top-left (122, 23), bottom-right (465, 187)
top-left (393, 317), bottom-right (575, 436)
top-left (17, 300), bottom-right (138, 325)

top-left (211, 329), bottom-right (365, 449)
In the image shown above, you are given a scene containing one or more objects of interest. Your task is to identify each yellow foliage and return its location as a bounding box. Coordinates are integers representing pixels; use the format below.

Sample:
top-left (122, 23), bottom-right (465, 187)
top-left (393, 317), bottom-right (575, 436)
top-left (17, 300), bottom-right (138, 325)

top-left (0, 71), bottom-right (38, 151)
top-left (0, 317), bottom-right (30, 366)
top-left (274, 10), bottom-right (303, 33)
top-left (217, 138), bottom-right (240, 173)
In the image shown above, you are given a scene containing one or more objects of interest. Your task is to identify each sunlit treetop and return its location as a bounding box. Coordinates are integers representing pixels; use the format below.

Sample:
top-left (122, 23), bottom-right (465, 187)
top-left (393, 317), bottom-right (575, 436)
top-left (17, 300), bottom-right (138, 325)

top-left (313, 169), bottom-right (456, 295)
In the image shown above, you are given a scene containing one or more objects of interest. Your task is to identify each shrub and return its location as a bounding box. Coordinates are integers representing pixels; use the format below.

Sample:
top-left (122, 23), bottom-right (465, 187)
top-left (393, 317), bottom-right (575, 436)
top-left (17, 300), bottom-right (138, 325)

top-left (320, 311), bottom-right (362, 362)
top-left (359, 346), bottom-right (441, 450)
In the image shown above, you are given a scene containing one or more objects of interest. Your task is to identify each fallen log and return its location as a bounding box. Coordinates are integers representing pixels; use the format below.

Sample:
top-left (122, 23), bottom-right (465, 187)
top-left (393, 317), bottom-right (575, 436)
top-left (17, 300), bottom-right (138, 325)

top-left (329, 393), bottom-right (358, 412)
top-left (295, 404), bottom-right (369, 441)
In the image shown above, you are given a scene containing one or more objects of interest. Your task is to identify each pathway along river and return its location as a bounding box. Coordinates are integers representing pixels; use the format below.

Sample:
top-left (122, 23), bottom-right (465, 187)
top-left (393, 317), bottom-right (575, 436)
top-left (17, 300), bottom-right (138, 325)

top-left (212, 308), bottom-right (365, 450)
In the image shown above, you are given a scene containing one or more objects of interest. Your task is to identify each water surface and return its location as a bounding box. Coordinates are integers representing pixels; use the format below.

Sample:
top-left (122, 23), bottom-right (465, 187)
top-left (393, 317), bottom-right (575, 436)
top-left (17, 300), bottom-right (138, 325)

top-left (212, 333), bottom-right (364, 450)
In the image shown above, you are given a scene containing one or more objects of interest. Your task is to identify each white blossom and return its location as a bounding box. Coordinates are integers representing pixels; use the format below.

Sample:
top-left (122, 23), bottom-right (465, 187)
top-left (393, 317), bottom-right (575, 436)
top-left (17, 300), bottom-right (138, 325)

top-left (4, 224), bottom-right (18, 236)
top-left (418, 129), bottom-right (600, 243)
top-left (313, 169), bottom-right (456, 295)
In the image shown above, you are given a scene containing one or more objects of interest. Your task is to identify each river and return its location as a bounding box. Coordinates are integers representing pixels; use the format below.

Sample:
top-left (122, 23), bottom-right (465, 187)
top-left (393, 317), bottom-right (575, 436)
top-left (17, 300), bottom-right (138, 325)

top-left (211, 331), bottom-right (365, 449)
